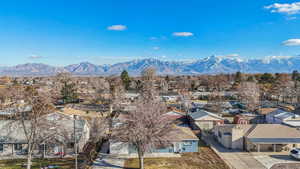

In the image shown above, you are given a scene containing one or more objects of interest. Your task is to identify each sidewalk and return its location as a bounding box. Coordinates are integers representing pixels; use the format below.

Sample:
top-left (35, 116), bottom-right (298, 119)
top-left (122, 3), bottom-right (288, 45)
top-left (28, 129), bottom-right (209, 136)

top-left (202, 133), bottom-right (266, 169)
top-left (92, 153), bottom-right (125, 169)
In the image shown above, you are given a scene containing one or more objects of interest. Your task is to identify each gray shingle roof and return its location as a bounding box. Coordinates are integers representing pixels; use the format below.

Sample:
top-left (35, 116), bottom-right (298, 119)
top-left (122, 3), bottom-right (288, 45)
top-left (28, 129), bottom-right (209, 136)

top-left (189, 110), bottom-right (223, 121)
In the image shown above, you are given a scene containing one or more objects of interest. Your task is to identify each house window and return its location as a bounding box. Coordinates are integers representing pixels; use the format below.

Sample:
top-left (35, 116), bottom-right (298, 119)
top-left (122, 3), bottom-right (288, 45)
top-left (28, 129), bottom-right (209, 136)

top-left (14, 144), bottom-right (22, 151)
top-left (183, 141), bottom-right (193, 146)
top-left (223, 132), bottom-right (232, 136)
top-left (68, 143), bottom-right (74, 148)
top-left (0, 144), bottom-right (3, 152)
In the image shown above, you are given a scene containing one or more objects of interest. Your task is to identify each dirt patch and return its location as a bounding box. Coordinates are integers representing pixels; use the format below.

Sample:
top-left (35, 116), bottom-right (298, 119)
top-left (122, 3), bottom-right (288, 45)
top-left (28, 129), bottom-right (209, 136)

top-left (0, 158), bottom-right (77, 169)
top-left (124, 140), bottom-right (230, 169)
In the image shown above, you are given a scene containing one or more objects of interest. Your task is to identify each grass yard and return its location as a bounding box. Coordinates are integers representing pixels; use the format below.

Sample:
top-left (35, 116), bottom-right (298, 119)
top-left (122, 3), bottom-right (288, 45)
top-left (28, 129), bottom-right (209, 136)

top-left (0, 158), bottom-right (76, 169)
top-left (124, 140), bottom-right (230, 169)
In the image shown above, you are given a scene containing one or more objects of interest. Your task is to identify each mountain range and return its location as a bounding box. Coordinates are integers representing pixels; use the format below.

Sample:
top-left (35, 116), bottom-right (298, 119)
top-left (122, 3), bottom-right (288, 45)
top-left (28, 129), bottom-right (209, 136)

top-left (1, 55), bottom-right (300, 76)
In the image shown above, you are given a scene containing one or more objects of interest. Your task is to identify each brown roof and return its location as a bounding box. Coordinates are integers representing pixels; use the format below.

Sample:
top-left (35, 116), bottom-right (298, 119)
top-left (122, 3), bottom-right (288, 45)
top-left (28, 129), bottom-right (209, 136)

top-left (61, 108), bottom-right (105, 119)
top-left (167, 126), bottom-right (199, 141)
top-left (258, 108), bottom-right (278, 115)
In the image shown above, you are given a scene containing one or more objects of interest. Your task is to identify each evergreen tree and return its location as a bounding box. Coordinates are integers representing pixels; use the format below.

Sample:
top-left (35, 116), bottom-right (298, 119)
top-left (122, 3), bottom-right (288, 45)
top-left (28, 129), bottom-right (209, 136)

top-left (247, 75), bottom-right (256, 82)
top-left (259, 73), bottom-right (275, 84)
top-left (235, 71), bottom-right (243, 83)
top-left (61, 81), bottom-right (78, 104)
top-left (121, 70), bottom-right (131, 90)
top-left (292, 70), bottom-right (300, 81)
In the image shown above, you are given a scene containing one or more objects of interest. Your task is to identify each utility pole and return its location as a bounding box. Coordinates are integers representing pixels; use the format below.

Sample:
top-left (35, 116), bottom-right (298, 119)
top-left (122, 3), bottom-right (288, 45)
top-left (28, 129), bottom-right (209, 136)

top-left (74, 115), bottom-right (78, 169)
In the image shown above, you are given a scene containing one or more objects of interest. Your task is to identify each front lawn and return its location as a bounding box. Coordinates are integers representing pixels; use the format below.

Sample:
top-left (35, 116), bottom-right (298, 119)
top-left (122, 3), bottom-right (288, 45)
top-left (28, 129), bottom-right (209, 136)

top-left (124, 140), bottom-right (230, 169)
top-left (0, 158), bottom-right (77, 169)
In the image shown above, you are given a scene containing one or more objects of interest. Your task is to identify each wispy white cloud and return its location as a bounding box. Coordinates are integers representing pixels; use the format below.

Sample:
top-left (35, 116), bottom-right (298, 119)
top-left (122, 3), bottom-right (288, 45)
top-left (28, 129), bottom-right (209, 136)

top-left (265, 2), bottom-right (300, 15)
top-left (149, 36), bottom-right (167, 40)
top-left (226, 53), bottom-right (239, 57)
top-left (282, 39), bottom-right (300, 46)
top-left (172, 32), bottom-right (194, 37)
top-left (107, 25), bottom-right (127, 31)
top-left (29, 54), bottom-right (43, 59)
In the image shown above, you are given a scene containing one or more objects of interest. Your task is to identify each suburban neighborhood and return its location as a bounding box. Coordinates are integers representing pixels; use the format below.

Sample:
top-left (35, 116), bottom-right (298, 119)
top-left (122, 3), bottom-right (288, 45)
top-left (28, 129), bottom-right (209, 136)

top-left (1, 69), bottom-right (300, 169)
top-left (2, 0), bottom-right (300, 169)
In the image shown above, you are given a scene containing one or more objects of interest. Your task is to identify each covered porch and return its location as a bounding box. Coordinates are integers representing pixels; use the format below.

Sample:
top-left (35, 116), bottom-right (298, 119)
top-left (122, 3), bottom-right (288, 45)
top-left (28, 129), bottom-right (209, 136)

top-left (246, 138), bottom-right (300, 152)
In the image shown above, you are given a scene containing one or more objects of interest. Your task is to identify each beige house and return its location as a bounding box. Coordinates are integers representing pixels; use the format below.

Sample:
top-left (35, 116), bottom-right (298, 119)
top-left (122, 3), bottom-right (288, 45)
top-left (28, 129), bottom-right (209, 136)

top-left (189, 110), bottom-right (224, 131)
top-left (214, 124), bottom-right (300, 152)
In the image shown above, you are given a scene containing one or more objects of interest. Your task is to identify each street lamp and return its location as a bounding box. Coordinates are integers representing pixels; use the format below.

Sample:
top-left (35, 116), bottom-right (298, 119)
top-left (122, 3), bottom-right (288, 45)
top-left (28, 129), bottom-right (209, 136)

top-left (73, 115), bottom-right (78, 169)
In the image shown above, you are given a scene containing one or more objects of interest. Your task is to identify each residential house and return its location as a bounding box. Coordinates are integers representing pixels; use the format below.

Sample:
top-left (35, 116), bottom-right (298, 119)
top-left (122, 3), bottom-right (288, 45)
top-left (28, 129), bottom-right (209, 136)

top-left (165, 110), bottom-right (188, 127)
top-left (233, 113), bottom-right (264, 124)
top-left (62, 105), bottom-right (108, 118)
top-left (124, 92), bottom-right (139, 101)
top-left (191, 91), bottom-right (238, 100)
top-left (214, 124), bottom-right (300, 152)
top-left (257, 108), bottom-right (278, 116)
top-left (282, 117), bottom-right (300, 128)
top-left (110, 126), bottom-right (199, 155)
top-left (190, 100), bottom-right (208, 111)
top-left (0, 112), bottom-right (90, 157)
top-left (265, 109), bottom-right (299, 124)
top-left (189, 110), bottom-right (224, 131)
top-left (160, 92), bottom-right (181, 102)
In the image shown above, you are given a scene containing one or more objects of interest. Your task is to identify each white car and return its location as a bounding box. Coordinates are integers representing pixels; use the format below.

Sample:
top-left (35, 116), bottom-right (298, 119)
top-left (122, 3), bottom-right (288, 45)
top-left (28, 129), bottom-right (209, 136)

top-left (290, 148), bottom-right (300, 160)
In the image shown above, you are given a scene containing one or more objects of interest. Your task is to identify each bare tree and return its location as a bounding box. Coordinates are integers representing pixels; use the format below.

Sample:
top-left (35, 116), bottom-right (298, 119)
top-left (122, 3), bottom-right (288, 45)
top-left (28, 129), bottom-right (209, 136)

top-left (204, 74), bottom-right (231, 114)
top-left (140, 67), bottom-right (157, 102)
top-left (207, 90), bottom-right (225, 114)
top-left (89, 117), bottom-right (110, 143)
top-left (107, 76), bottom-right (125, 113)
top-left (7, 86), bottom-right (56, 169)
top-left (141, 67), bottom-right (156, 81)
top-left (112, 97), bottom-right (173, 169)
top-left (112, 68), bottom-right (173, 169)
top-left (0, 87), bottom-right (9, 110)
top-left (178, 89), bottom-right (191, 112)
top-left (51, 73), bottom-right (73, 100)
top-left (238, 82), bottom-right (260, 112)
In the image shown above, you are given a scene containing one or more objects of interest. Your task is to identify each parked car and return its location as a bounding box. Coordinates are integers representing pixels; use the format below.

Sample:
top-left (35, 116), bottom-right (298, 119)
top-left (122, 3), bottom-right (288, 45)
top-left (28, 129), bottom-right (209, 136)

top-left (54, 152), bottom-right (65, 156)
top-left (16, 149), bottom-right (28, 155)
top-left (290, 148), bottom-right (300, 160)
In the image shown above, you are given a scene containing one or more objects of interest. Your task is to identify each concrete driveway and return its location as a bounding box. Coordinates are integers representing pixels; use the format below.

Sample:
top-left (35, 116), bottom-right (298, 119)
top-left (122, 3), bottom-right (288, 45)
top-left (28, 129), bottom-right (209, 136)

top-left (254, 153), bottom-right (300, 169)
top-left (202, 133), bottom-right (266, 169)
top-left (92, 153), bottom-right (125, 169)
top-left (271, 163), bottom-right (300, 169)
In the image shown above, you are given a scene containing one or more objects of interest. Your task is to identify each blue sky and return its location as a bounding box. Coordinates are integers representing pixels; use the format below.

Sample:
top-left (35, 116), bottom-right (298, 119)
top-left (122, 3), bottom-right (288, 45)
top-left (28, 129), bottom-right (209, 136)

top-left (0, 0), bottom-right (300, 66)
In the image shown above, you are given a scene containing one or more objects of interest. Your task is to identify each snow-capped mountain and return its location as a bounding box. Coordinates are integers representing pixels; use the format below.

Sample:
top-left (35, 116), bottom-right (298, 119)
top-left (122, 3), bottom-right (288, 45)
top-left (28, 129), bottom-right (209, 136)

top-left (64, 62), bottom-right (105, 75)
top-left (0, 63), bottom-right (66, 76)
top-left (106, 58), bottom-right (188, 75)
top-left (187, 55), bottom-right (247, 74)
top-left (1, 55), bottom-right (300, 76)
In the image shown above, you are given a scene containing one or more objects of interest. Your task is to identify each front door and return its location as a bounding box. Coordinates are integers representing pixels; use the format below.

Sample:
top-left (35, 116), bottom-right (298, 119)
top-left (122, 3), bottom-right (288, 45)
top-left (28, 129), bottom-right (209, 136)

top-left (174, 143), bottom-right (182, 153)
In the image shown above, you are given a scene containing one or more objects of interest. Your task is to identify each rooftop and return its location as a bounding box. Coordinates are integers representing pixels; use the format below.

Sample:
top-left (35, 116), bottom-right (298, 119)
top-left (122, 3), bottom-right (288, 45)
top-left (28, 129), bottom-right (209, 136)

top-left (189, 110), bottom-right (224, 121)
top-left (258, 108), bottom-right (278, 115)
top-left (61, 107), bottom-right (105, 119)
top-left (167, 126), bottom-right (199, 141)
top-left (246, 124), bottom-right (300, 143)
